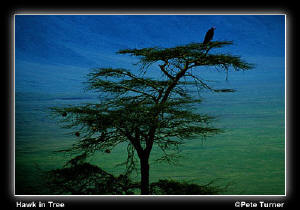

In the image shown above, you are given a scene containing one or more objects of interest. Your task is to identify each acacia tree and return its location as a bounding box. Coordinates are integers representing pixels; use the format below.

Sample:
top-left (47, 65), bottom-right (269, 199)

top-left (51, 41), bottom-right (253, 195)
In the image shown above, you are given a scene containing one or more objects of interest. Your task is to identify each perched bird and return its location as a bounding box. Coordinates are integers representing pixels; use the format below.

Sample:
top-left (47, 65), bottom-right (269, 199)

top-left (203, 27), bottom-right (216, 44)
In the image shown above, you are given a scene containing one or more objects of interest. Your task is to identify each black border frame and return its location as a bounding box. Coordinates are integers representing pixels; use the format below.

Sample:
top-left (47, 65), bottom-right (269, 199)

top-left (3, 2), bottom-right (297, 209)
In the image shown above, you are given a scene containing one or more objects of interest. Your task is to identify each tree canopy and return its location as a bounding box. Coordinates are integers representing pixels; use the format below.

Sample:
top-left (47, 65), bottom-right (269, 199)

top-left (50, 41), bottom-right (253, 194)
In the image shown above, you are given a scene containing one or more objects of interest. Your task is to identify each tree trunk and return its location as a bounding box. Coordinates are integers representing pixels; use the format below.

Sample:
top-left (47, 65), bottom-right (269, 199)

top-left (140, 155), bottom-right (150, 195)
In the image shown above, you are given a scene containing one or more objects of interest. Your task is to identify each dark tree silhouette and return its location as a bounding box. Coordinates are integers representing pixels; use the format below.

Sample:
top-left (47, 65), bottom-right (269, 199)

top-left (45, 161), bottom-right (224, 195)
top-left (51, 40), bottom-right (253, 195)
top-left (203, 27), bottom-right (216, 44)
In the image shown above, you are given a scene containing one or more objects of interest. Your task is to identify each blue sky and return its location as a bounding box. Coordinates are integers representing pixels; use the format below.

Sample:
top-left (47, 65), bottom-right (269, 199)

top-left (15, 15), bottom-right (285, 94)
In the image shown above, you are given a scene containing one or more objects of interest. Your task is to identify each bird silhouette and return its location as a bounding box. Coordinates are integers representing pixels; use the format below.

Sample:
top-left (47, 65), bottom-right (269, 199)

top-left (203, 27), bottom-right (216, 44)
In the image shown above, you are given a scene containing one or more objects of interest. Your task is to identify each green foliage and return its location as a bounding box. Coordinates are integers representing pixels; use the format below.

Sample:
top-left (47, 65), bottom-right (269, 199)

top-left (45, 161), bottom-right (224, 195)
top-left (118, 42), bottom-right (233, 63)
top-left (46, 162), bottom-right (139, 195)
top-left (150, 179), bottom-right (223, 195)
top-left (50, 40), bottom-right (253, 194)
top-left (118, 41), bottom-right (253, 73)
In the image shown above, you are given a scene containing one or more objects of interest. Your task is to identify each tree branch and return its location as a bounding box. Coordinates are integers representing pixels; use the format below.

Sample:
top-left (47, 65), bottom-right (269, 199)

top-left (159, 60), bottom-right (175, 80)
